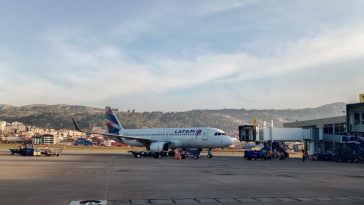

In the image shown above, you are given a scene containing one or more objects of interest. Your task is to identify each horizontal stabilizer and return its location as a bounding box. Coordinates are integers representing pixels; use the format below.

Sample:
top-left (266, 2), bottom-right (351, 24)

top-left (70, 117), bottom-right (152, 144)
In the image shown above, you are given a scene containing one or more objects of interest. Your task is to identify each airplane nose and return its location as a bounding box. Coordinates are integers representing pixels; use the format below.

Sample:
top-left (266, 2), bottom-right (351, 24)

top-left (225, 136), bottom-right (233, 146)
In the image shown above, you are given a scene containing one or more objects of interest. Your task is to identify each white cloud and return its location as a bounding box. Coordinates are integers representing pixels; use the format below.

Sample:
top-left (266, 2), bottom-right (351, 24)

top-left (1, 16), bottom-right (364, 110)
top-left (205, 24), bottom-right (364, 83)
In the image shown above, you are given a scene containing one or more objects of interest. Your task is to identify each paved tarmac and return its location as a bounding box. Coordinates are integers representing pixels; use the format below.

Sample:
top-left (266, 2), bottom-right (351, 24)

top-left (0, 151), bottom-right (363, 205)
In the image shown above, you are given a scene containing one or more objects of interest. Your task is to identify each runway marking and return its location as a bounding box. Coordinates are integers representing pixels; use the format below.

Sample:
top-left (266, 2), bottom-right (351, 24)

top-left (68, 200), bottom-right (107, 205)
top-left (215, 198), bottom-right (240, 203)
top-left (173, 198), bottom-right (199, 204)
top-left (275, 197), bottom-right (298, 202)
top-left (149, 199), bottom-right (174, 204)
top-left (195, 198), bottom-right (219, 203)
top-left (68, 195), bottom-right (364, 205)
top-left (294, 197), bottom-right (316, 201)
top-left (253, 197), bottom-right (278, 202)
top-left (104, 157), bottom-right (113, 200)
top-left (130, 199), bottom-right (149, 204)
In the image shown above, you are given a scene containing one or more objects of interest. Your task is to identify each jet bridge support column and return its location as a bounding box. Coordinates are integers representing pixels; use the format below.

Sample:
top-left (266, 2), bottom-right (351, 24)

top-left (304, 140), bottom-right (308, 159)
top-left (308, 141), bottom-right (316, 156)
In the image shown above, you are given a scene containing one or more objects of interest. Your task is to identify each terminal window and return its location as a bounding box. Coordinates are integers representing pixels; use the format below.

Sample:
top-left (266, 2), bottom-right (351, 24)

top-left (354, 113), bottom-right (360, 125)
top-left (334, 123), bottom-right (346, 135)
top-left (324, 124), bottom-right (333, 134)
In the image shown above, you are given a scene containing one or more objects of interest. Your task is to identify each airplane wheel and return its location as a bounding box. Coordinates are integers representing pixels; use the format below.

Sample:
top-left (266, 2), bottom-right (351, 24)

top-left (181, 154), bottom-right (186, 159)
top-left (154, 153), bottom-right (160, 158)
top-left (207, 154), bottom-right (213, 158)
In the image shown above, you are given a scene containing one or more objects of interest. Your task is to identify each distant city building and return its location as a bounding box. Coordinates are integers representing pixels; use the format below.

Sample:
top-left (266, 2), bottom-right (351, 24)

top-left (16, 123), bottom-right (26, 133)
top-left (11, 122), bottom-right (22, 126)
top-left (3, 135), bottom-right (25, 143)
top-left (32, 134), bottom-right (58, 145)
top-left (103, 140), bottom-right (112, 147)
top-left (0, 121), bottom-right (6, 131)
top-left (67, 130), bottom-right (84, 138)
top-left (0, 120), bottom-right (89, 145)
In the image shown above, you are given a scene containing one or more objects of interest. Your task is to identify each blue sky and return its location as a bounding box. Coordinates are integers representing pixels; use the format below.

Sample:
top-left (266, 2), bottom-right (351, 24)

top-left (0, 0), bottom-right (363, 111)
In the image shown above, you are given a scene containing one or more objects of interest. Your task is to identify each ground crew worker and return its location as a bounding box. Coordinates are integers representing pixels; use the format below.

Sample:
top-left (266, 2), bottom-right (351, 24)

top-left (268, 150), bottom-right (272, 160)
top-left (280, 151), bottom-right (285, 160)
top-left (302, 149), bottom-right (305, 162)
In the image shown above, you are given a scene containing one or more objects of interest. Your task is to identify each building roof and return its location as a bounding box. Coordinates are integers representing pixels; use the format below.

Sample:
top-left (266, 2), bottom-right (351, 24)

top-left (283, 116), bottom-right (346, 128)
top-left (346, 102), bottom-right (364, 109)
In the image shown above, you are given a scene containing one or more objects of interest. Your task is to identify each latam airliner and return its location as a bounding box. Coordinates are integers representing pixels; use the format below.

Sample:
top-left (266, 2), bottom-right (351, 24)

top-left (72, 107), bottom-right (233, 159)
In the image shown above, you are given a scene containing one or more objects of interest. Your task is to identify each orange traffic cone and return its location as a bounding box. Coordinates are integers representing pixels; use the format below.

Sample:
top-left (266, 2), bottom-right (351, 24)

top-left (174, 150), bottom-right (181, 160)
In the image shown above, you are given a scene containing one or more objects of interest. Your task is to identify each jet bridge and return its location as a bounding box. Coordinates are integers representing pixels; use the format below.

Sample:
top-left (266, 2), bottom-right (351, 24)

top-left (239, 125), bottom-right (304, 142)
top-left (261, 127), bottom-right (305, 141)
top-left (238, 125), bottom-right (257, 141)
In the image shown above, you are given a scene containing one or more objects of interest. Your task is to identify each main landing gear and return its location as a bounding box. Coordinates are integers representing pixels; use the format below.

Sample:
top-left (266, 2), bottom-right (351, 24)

top-left (130, 148), bottom-right (212, 159)
top-left (207, 148), bottom-right (213, 158)
top-left (180, 149), bottom-right (186, 159)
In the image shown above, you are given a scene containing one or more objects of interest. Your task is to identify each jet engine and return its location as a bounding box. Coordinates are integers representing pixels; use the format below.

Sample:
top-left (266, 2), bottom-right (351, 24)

top-left (149, 142), bottom-right (169, 152)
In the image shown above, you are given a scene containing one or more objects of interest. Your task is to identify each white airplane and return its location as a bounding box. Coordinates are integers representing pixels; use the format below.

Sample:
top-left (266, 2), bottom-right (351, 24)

top-left (72, 106), bottom-right (233, 159)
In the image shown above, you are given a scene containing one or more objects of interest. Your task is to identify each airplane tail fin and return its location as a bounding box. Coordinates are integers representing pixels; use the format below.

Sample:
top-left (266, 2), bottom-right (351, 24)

top-left (105, 106), bottom-right (123, 134)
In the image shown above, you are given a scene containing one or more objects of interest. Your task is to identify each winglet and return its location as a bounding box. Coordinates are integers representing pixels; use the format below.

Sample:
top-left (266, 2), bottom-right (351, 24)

top-left (72, 118), bottom-right (83, 132)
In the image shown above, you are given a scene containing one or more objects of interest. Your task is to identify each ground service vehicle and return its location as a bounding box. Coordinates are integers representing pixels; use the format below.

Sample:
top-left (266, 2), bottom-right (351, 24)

top-left (10, 142), bottom-right (36, 156)
top-left (244, 149), bottom-right (269, 160)
top-left (10, 142), bottom-right (62, 156)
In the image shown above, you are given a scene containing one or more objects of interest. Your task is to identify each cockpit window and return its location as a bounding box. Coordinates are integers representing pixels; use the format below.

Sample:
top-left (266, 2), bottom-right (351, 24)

top-left (215, 132), bottom-right (226, 135)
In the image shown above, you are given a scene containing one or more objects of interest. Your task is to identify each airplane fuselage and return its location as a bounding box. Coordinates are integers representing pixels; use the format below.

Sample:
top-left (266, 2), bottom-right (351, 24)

top-left (72, 106), bottom-right (234, 158)
top-left (114, 127), bottom-right (233, 149)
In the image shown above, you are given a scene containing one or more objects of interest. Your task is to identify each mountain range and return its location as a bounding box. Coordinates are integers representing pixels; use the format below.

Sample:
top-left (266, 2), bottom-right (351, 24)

top-left (0, 103), bottom-right (346, 134)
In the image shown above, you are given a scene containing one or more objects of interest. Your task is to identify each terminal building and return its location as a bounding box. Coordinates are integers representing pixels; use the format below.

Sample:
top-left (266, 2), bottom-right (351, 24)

top-left (347, 102), bottom-right (364, 136)
top-left (283, 116), bottom-right (346, 155)
top-left (239, 101), bottom-right (364, 160)
top-left (32, 134), bottom-right (58, 145)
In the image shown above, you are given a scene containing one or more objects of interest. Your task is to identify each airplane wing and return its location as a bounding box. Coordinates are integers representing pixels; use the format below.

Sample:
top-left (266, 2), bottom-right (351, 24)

top-left (71, 118), bottom-right (152, 144)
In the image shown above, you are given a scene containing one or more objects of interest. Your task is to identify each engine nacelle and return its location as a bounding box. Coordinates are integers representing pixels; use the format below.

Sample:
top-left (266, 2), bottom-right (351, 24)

top-left (149, 142), bottom-right (169, 152)
top-left (169, 139), bottom-right (182, 148)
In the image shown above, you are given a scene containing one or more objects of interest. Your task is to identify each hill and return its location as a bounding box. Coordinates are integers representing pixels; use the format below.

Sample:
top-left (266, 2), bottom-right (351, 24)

top-left (0, 103), bottom-right (346, 133)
